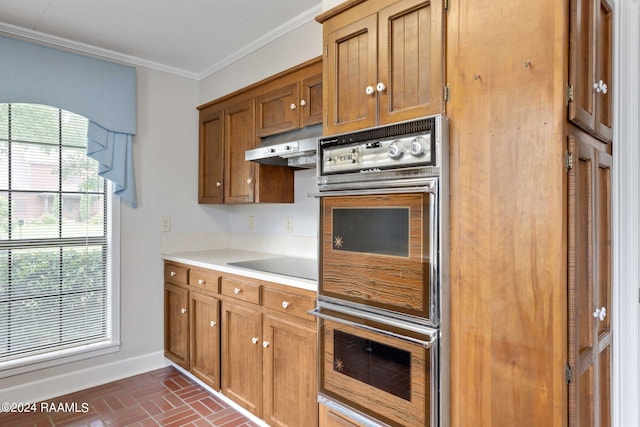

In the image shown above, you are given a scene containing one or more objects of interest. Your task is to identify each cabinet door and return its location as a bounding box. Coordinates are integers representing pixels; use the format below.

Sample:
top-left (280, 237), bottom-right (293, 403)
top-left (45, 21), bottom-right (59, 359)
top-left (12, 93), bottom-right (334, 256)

top-left (221, 302), bottom-right (263, 416)
top-left (263, 314), bottom-right (318, 427)
top-left (189, 291), bottom-right (220, 390)
top-left (198, 106), bottom-right (224, 204)
top-left (224, 99), bottom-right (256, 203)
top-left (256, 83), bottom-right (300, 137)
top-left (164, 283), bottom-right (189, 368)
top-left (319, 403), bottom-right (367, 427)
top-left (301, 73), bottom-right (323, 127)
top-left (325, 13), bottom-right (378, 134)
top-left (569, 0), bottom-right (613, 143)
top-left (567, 133), bottom-right (612, 426)
top-left (378, 0), bottom-right (444, 124)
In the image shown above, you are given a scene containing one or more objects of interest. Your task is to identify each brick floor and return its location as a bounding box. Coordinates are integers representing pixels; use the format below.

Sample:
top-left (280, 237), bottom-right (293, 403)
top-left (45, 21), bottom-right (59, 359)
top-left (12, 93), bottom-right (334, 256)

top-left (0, 366), bottom-right (261, 427)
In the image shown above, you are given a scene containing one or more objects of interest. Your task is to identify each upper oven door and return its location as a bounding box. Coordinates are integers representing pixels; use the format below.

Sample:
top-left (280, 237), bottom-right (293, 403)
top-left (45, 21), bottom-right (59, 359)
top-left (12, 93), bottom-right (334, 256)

top-left (319, 183), bottom-right (439, 324)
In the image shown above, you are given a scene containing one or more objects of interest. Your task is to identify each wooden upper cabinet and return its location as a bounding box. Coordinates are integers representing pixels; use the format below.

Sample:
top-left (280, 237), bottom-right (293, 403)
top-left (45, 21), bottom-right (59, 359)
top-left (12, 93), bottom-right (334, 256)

top-left (319, 0), bottom-right (444, 135)
top-left (569, 0), bottom-right (613, 143)
top-left (198, 106), bottom-right (224, 204)
top-left (256, 60), bottom-right (323, 137)
top-left (224, 99), bottom-right (256, 203)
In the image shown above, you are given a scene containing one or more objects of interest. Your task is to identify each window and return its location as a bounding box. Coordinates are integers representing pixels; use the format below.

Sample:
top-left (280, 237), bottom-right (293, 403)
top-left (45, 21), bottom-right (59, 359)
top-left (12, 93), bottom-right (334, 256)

top-left (0, 103), bottom-right (119, 374)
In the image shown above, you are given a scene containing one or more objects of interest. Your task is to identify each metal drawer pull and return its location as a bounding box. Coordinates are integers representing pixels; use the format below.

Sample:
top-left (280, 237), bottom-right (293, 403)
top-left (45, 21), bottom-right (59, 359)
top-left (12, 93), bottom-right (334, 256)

top-left (181, 308), bottom-right (187, 314)
top-left (282, 301), bottom-right (290, 309)
top-left (233, 287), bottom-right (241, 294)
top-left (262, 341), bottom-right (270, 348)
top-left (170, 271), bottom-right (176, 277)
top-left (251, 337), bottom-right (259, 344)
top-left (198, 279), bottom-right (205, 285)
top-left (216, 181), bottom-right (222, 187)
top-left (210, 321), bottom-right (217, 327)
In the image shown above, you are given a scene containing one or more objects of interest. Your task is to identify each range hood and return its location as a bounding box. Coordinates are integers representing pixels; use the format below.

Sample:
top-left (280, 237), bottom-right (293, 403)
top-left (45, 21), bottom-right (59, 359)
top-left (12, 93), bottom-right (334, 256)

top-left (245, 124), bottom-right (321, 168)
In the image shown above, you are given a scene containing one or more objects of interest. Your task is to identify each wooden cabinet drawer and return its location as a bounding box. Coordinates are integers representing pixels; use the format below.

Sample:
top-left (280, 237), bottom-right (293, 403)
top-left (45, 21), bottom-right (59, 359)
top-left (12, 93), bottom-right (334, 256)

top-left (164, 263), bottom-right (189, 285)
top-left (191, 269), bottom-right (220, 294)
top-left (221, 277), bottom-right (261, 305)
top-left (263, 288), bottom-right (315, 319)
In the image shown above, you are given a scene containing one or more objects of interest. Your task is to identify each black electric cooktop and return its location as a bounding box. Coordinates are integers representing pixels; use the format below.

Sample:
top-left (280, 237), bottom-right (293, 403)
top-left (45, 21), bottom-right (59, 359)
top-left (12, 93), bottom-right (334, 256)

top-left (227, 257), bottom-right (317, 281)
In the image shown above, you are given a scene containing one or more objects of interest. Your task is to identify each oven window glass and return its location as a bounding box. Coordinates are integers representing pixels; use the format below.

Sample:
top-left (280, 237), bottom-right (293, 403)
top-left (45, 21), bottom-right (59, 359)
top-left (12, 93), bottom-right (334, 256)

top-left (333, 329), bottom-right (411, 401)
top-left (331, 208), bottom-right (409, 257)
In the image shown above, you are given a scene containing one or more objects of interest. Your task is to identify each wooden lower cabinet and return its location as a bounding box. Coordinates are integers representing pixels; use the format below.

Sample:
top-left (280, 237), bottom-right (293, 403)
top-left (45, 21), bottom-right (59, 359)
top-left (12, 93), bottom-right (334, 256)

top-left (221, 301), bottom-right (263, 415)
top-left (190, 291), bottom-right (221, 390)
top-left (319, 401), bottom-right (375, 427)
top-left (263, 313), bottom-right (318, 427)
top-left (164, 282), bottom-right (190, 368)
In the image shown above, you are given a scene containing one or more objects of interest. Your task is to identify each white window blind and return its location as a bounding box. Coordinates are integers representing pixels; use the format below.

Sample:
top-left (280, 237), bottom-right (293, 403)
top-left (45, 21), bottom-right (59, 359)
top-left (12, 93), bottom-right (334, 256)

top-left (0, 103), bottom-right (112, 363)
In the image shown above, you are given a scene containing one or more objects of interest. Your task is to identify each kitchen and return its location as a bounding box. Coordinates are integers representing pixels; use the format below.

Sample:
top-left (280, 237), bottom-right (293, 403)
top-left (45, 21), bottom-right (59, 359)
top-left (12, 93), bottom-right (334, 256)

top-left (0, 0), bottom-right (639, 426)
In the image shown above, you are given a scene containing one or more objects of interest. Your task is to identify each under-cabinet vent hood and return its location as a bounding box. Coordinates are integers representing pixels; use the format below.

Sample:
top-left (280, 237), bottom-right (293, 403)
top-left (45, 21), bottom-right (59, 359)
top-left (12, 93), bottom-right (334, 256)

top-left (245, 124), bottom-right (321, 168)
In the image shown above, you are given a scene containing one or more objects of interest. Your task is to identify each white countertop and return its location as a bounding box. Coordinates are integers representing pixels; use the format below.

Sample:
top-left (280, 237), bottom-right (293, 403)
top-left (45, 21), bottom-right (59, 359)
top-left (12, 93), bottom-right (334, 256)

top-left (162, 249), bottom-right (318, 292)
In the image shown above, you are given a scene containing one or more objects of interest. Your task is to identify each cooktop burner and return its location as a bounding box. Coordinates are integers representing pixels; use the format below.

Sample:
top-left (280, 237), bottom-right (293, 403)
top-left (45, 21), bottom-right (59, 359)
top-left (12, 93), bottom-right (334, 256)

top-left (227, 257), bottom-right (317, 281)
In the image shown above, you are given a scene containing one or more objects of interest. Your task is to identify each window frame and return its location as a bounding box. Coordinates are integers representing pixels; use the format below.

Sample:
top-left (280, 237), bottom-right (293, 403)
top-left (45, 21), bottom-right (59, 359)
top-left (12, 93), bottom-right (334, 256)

top-left (0, 105), bottom-right (121, 378)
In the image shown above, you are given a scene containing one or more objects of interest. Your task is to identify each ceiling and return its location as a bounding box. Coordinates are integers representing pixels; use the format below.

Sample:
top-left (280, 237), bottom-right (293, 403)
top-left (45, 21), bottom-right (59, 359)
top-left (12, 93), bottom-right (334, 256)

top-left (0, 0), bottom-right (322, 80)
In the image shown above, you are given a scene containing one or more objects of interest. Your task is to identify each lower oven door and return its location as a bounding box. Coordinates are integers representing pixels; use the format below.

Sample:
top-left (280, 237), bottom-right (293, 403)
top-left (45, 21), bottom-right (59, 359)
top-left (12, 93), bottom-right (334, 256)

top-left (314, 307), bottom-right (438, 427)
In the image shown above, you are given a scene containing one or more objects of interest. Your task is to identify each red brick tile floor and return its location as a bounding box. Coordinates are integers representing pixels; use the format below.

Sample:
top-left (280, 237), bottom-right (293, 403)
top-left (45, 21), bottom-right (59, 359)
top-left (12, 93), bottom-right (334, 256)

top-left (0, 366), bottom-right (263, 427)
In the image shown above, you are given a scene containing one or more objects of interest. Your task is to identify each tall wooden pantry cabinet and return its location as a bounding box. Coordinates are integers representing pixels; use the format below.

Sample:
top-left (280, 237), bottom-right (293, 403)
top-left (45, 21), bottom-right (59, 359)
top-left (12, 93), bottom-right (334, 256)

top-left (447, 0), bottom-right (612, 426)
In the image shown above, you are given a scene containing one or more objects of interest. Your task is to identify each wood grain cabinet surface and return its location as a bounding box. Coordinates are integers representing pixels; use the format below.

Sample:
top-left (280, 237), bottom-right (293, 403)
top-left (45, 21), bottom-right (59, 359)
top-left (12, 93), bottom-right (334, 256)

top-left (197, 57), bottom-right (321, 205)
top-left (317, 0), bottom-right (444, 134)
top-left (164, 261), bottom-right (318, 427)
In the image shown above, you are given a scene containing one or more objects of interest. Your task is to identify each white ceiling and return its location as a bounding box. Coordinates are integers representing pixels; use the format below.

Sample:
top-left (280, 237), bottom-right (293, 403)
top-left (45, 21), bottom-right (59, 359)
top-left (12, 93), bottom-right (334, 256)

top-left (0, 0), bottom-right (322, 80)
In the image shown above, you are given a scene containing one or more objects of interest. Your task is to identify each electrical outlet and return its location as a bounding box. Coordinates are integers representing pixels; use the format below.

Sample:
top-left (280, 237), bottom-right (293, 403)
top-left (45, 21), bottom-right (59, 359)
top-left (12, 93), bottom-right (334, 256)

top-left (285, 217), bottom-right (293, 233)
top-left (160, 216), bottom-right (171, 232)
top-left (248, 216), bottom-right (255, 230)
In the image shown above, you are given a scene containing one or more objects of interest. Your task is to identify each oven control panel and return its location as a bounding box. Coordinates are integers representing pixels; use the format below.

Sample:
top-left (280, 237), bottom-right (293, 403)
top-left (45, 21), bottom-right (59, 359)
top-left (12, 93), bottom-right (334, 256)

top-left (322, 133), bottom-right (433, 174)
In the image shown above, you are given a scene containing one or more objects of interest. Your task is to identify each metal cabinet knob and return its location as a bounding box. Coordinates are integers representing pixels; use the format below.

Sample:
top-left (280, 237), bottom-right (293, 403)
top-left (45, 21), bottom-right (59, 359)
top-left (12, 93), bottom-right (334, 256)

top-left (181, 308), bottom-right (187, 314)
top-left (376, 82), bottom-right (386, 92)
top-left (170, 271), bottom-right (176, 277)
top-left (593, 306), bottom-right (607, 321)
top-left (247, 178), bottom-right (253, 184)
top-left (234, 287), bottom-right (241, 294)
top-left (290, 103), bottom-right (297, 110)
top-left (198, 279), bottom-right (205, 285)
top-left (365, 85), bottom-right (375, 95)
top-left (252, 337), bottom-right (259, 344)
top-left (282, 301), bottom-right (290, 309)
top-left (593, 80), bottom-right (608, 94)
top-left (210, 321), bottom-right (217, 327)
top-left (262, 341), bottom-right (270, 348)
top-left (216, 181), bottom-right (222, 187)
top-left (300, 99), bottom-right (307, 106)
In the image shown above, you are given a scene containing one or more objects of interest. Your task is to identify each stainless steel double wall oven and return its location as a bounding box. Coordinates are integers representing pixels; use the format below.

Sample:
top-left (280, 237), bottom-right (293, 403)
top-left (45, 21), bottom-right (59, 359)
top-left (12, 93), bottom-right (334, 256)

top-left (311, 115), bottom-right (449, 426)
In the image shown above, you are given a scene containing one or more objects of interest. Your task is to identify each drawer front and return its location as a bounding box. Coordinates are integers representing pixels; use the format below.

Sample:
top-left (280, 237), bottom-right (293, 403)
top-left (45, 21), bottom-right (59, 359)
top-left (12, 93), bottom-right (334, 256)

top-left (263, 288), bottom-right (315, 319)
top-left (164, 263), bottom-right (189, 285)
top-left (191, 269), bottom-right (220, 294)
top-left (221, 277), bottom-right (261, 305)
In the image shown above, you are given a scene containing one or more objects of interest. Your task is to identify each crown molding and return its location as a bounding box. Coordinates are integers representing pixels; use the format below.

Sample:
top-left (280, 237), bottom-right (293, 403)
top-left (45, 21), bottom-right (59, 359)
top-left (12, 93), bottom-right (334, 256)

top-left (0, 3), bottom-right (322, 81)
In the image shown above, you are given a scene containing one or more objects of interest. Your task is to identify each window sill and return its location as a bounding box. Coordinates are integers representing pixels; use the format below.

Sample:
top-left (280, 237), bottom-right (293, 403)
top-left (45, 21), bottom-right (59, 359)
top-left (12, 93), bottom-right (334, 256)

top-left (0, 341), bottom-right (121, 379)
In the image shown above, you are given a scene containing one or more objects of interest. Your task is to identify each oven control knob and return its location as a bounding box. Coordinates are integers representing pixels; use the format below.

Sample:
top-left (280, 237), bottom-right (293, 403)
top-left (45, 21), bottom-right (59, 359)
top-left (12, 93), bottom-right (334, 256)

top-left (409, 137), bottom-right (427, 157)
top-left (388, 140), bottom-right (404, 159)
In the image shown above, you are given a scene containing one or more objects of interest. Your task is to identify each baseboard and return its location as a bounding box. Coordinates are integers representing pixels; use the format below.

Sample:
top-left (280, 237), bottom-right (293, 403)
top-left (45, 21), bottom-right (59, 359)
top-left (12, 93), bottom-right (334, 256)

top-left (0, 351), bottom-right (170, 404)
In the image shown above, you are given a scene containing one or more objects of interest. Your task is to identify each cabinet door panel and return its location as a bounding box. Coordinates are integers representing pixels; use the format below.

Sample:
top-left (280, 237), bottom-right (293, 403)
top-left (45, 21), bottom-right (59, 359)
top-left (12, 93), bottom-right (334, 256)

top-left (594, 0), bottom-right (612, 141)
top-left (378, 0), bottom-right (443, 123)
top-left (221, 302), bottom-right (262, 416)
top-left (263, 314), bottom-right (317, 427)
top-left (190, 292), bottom-right (220, 390)
top-left (199, 107), bottom-right (224, 204)
top-left (569, 0), bottom-right (596, 132)
top-left (164, 283), bottom-right (189, 368)
top-left (224, 100), bottom-right (255, 203)
top-left (256, 83), bottom-right (300, 137)
top-left (326, 14), bottom-right (378, 134)
top-left (301, 73), bottom-right (323, 127)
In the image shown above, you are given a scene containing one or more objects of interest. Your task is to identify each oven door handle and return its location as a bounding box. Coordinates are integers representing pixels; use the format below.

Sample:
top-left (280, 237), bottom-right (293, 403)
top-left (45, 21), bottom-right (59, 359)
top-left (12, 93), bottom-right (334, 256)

top-left (309, 308), bottom-right (437, 348)
top-left (308, 184), bottom-right (436, 198)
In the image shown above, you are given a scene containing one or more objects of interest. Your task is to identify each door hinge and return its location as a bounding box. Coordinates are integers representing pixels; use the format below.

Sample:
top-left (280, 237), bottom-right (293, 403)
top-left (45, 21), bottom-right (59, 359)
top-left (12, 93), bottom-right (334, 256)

top-left (443, 84), bottom-right (451, 104)
top-left (565, 152), bottom-right (574, 171)
top-left (325, 45), bottom-right (328, 57)
top-left (565, 364), bottom-right (573, 384)
top-left (567, 84), bottom-right (575, 104)
top-left (444, 0), bottom-right (450, 11)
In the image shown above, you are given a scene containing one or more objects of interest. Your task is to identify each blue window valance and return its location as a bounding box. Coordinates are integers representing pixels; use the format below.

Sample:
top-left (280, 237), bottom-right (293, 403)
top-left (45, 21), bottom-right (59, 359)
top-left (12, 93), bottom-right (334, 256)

top-left (0, 35), bottom-right (138, 207)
